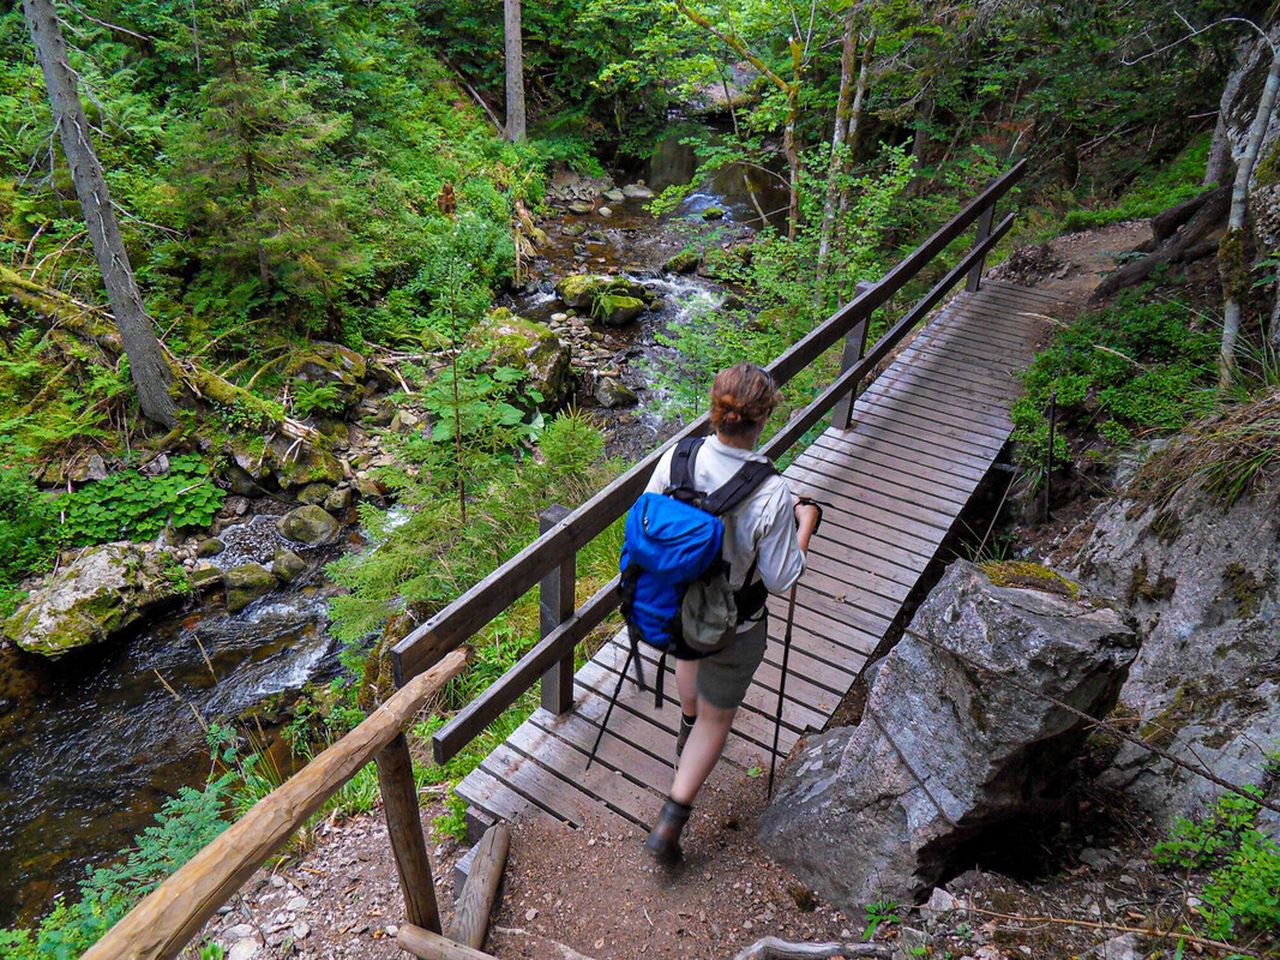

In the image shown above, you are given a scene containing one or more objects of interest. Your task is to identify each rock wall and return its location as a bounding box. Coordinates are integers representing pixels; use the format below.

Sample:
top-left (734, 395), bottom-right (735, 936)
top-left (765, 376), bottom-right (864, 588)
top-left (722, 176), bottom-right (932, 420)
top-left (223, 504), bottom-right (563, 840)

top-left (1073, 484), bottom-right (1280, 825)
top-left (759, 561), bottom-right (1136, 912)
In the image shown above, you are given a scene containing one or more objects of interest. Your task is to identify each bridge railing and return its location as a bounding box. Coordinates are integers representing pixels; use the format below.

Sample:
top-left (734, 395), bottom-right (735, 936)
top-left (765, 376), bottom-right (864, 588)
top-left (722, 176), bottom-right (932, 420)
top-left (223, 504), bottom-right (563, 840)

top-left (426, 159), bottom-right (1025, 765)
top-left (82, 159), bottom-right (1024, 960)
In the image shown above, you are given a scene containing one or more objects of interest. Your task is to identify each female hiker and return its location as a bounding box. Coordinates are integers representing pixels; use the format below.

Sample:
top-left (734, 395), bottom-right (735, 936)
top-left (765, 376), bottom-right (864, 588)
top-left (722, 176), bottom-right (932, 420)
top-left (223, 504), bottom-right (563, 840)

top-left (642, 362), bottom-right (820, 863)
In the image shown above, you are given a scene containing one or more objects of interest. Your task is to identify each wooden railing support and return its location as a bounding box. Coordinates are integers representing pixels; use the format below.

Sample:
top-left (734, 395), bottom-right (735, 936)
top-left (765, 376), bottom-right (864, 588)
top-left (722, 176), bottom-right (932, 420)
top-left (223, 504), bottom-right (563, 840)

top-left (539, 504), bottom-right (576, 714)
top-left (377, 732), bottom-right (442, 933)
top-left (966, 200), bottom-right (997, 292)
top-left (829, 279), bottom-right (875, 430)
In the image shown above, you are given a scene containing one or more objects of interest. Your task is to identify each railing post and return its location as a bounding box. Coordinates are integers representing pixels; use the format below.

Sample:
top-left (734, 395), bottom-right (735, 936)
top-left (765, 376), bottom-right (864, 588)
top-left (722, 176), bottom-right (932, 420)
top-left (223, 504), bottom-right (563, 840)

top-left (966, 201), bottom-right (997, 292)
top-left (539, 504), bottom-right (575, 714)
top-left (376, 732), bottom-right (442, 933)
top-left (830, 280), bottom-right (875, 430)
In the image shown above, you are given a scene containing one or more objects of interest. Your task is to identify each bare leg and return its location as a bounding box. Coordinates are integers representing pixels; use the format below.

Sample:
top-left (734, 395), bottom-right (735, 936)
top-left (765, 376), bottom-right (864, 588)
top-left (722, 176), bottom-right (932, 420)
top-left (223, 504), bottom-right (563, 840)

top-left (675, 657), bottom-right (699, 718)
top-left (670, 697), bottom-right (736, 805)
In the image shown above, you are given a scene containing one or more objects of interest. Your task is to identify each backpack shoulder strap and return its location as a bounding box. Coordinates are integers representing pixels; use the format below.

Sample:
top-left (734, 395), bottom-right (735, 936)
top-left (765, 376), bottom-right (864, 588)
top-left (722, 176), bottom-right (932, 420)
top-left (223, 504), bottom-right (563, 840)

top-left (667, 436), bottom-right (706, 494)
top-left (704, 457), bottom-right (778, 517)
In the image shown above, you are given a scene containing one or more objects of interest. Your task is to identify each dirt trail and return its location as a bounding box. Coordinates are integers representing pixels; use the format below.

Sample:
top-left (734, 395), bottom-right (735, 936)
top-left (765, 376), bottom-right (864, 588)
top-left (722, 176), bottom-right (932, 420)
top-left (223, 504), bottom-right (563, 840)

top-left (199, 221), bottom-right (1158, 960)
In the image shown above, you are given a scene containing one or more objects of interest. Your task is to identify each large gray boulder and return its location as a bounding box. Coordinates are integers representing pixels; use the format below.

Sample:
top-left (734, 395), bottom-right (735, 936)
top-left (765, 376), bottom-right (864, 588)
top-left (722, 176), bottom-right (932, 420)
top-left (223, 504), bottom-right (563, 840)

top-left (1, 543), bottom-right (183, 655)
top-left (759, 561), bottom-right (1137, 912)
top-left (464, 308), bottom-right (572, 409)
top-left (278, 505), bottom-right (339, 546)
top-left (1074, 483), bottom-right (1280, 824)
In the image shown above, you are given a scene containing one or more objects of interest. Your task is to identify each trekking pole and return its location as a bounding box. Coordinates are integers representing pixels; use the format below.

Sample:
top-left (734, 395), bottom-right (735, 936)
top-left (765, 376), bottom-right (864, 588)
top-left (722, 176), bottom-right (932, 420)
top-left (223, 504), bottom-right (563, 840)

top-left (767, 584), bottom-right (798, 800)
top-left (586, 642), bottom-right (635, 771)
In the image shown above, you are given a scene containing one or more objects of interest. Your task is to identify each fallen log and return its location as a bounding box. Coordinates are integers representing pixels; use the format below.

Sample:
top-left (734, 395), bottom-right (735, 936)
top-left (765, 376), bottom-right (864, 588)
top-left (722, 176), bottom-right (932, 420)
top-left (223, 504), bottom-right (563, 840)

top-left (449, 823), bottom-right (510, 949)
top-left (728, 938), bottom-right (893, 960)
top-left (397, 924), bottom-right (497, 960)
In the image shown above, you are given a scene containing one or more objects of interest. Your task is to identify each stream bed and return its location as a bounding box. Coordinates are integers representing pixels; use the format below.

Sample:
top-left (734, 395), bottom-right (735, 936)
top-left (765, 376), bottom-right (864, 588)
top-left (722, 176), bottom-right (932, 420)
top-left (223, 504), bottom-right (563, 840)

top-left (0, 126), bottom-right (784, 929)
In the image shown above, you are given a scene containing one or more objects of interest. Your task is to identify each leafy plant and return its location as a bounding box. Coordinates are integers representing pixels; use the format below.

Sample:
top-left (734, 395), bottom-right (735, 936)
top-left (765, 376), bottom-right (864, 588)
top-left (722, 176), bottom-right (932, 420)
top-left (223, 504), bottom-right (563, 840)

top-left (291, 381), bottom-right (345, 418)
top-left (862, 898), bottom-right (900, 940)
top-left (0, 467), bottom-right (60, 617)
top-left (1155, 785), bottom-right (1280, 941)
top-left (57, 454), bottom-right (226, 545)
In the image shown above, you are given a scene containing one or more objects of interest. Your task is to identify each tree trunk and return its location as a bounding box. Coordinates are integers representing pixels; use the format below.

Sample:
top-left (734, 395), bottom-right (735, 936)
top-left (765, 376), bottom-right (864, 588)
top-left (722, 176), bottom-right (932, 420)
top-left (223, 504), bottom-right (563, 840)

top-left (1219, 45), bottom-right (1280, 390)
top-left (22, 0), bottom-right (178, 428)
top-left (815, 10), bottom-right (858, 292)
top-left (504, 0), bottom-right (526, 143)
top-left (834, 30), bottom-right (876, 275)
top-left (783, 37), bottom-right (802, 241)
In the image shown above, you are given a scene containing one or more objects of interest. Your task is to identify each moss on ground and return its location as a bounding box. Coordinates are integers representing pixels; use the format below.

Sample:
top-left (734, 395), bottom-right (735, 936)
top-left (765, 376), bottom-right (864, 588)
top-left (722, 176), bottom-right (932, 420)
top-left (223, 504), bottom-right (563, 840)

top-left (980, 560), bottom-right (1080, 598)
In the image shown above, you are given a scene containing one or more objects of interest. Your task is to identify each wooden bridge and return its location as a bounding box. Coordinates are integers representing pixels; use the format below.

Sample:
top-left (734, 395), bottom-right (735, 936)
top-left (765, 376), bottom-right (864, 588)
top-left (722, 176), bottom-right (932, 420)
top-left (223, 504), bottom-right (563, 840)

top-left (445, 277), bottom-right (1061, 836)
top-left (84, 161), bottom-right (1061, 960)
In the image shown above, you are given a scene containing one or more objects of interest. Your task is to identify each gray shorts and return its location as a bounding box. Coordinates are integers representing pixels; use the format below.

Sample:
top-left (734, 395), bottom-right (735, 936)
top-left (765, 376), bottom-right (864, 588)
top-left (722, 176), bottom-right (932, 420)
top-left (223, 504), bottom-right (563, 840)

top-left (685, 614), bottom-right (768, 710)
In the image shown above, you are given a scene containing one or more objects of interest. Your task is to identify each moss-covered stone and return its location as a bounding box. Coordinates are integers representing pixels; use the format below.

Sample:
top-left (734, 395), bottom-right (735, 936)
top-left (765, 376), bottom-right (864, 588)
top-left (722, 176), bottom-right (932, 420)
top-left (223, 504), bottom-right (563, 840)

top-left (229, 434), bottom-right (343, 490)
top-left (701, 205), bottom-right (725, 220)
top-left (1, 543), bottom-right (181, 656)
top-left (296, 482), bottom-right (334, 506)
top-left (592, 293), bottom-right (645, 326)
top-left (285, 342), bottom-right (368, 410)
top-left (224, 562), bottom-right (278, 613)
top-left (272, 548), bottom-right (307, 584)
top-left (664, 249), bottom-right (701, 274)
top-left (190, 565), bottom-right (223, 591)
top-left (980, 560), bottom-right (1080, 598)
top-left (554, 273), bottom-right (646, 309)
top-left (465, 308), bottom-right (572, 409)
top-left (1221, 562), bottom-right (1273, 618)
top-left (278, 504), bottom-right (339, 545)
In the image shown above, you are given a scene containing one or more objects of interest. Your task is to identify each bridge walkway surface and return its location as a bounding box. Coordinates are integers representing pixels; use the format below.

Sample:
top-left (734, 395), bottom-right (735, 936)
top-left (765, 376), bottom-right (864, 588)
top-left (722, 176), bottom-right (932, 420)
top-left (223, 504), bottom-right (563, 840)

top-left (454, 280), bottom-right (1065, 835)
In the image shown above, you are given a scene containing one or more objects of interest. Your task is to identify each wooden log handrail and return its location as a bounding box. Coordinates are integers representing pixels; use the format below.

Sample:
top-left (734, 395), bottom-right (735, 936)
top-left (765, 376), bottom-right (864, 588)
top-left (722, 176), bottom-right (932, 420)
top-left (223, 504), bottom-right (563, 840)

top-left (82, 650), bottom-right (469, 960)
top-left (393, 158), bottom-right (1027, 685)
top-left (427, 165), bottom-right (1025, 764)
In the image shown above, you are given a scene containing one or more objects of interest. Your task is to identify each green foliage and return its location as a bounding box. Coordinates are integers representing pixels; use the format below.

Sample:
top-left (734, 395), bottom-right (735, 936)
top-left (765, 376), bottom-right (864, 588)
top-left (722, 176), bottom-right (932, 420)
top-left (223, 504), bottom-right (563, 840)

top-left (57, 455), bottom-right (226, 546)
top-left (0, 772), bottom-right (231, 958)
top-left (862, 899), bottom-right (901, 940)
top-left (0, 467), bottom-right (59, 618)
top-left (1061, 135), bottom-right (1214, 232)
top-left (1011, 290), bottom-right (1218, 467)
top-left (291, 381), bottom-right (345, 418)
top-left (1155, 785), bottom-right (1280, 942)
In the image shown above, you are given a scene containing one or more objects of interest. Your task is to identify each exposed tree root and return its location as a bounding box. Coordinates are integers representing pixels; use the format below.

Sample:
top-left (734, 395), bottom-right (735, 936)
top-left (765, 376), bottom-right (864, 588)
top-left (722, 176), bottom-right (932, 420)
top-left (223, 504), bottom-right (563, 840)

top-left (1091, 186), bottom-right (1228, 301)
top-left (727, 937), bottom-right (892, 959)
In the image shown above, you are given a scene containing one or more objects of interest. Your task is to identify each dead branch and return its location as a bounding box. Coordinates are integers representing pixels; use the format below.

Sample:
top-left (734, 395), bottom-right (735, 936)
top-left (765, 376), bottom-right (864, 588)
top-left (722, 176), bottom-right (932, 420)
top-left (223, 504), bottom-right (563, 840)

top-left (959, 904), bottom-right (1261, 958)
top-left (728, 937), bottom-right (892, 960)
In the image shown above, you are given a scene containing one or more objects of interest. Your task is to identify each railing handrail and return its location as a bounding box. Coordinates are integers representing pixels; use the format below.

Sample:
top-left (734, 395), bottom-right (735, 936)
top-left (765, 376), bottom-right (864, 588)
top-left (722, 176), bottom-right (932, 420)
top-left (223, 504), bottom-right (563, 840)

top-left (82, 651), bottom-right (469, 960)
top-left (392, 158), bottom-right (1027, 686)
top-left (428, 163), bottom-right (1025, 764)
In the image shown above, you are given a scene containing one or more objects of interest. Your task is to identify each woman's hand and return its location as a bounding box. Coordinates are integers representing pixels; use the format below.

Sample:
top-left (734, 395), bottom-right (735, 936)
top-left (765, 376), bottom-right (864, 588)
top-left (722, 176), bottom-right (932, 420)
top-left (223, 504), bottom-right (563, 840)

top-left (794, 501), bottom-right (821, 553)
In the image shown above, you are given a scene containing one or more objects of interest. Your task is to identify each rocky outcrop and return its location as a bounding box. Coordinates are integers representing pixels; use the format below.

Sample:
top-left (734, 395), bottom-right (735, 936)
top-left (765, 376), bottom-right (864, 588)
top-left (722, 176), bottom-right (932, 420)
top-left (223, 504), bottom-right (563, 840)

top-left (759, 561), bottom-right (1137, 912)
top-left (1, 543), bottom-right (183, 655)
top-left (593, 376), bottom-right (638, 408)
top-left (1074, 484), bottom-right (1280, 824)
top-left (285, 342), bottom-right (368, 411)
top-left (228, 434), bottom-right (344, 491)
top-left (465, 308), bottom-right (572, 409)
top-left (278, 505), bottom-right (339, 546)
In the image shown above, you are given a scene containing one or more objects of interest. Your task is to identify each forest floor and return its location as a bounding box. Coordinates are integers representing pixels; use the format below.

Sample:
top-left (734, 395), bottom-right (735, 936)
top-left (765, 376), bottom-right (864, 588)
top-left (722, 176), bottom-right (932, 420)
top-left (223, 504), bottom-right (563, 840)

top-left (200, 219), bottom-right (1187, 960)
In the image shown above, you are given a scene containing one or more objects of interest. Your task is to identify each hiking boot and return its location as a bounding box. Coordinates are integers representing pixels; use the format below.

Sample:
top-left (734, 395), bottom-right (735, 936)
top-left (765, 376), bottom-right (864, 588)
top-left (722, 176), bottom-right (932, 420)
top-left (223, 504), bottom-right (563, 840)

top-left (645, 798), bottom-right (692, 865)
top-left (675, 713), bottom-right (696, 758)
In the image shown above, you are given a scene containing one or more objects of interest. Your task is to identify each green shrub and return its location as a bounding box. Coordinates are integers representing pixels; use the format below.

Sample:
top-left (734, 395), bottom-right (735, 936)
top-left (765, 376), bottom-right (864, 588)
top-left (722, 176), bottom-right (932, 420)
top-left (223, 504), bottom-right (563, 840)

top-left (1011, 289), bottom-right (1217, 467)
top-left (57, 454), bottom-right (226, 546)
top-left (0, 467), bottom-right (59, 618)
top-left (1061, 134), bottom-right (1212, 232)
top-left (1155, 785), bottom-right (1280, 942)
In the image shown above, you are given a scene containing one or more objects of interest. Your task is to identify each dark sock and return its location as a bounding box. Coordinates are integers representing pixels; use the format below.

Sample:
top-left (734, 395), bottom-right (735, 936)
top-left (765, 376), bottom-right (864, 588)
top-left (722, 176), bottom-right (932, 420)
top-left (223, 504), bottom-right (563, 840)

top-left (681, 712), bottom-right (697, 726)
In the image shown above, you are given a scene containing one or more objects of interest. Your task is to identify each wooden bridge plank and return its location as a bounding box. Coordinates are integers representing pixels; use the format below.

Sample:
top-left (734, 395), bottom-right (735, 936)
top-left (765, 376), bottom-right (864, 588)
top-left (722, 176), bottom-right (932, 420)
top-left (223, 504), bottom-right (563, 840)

top-left (812, 428), bottom-right (989, 486)
top-left (800, 437), bottom-right (980, 504)
top-left (503, 720), bottom-right (663, 828)
top-left (455, 766), bottom-right (536, 825)
top-left (857, 393), bottom-right (1012, 451)
top-left (863, 365), bottom-right (1020, 419)
top-left (784, 471), bottom-right (943, 557)
top-left (479, 743), bottom-right (630, 832)
top-left (790, 455), bottom-right (967, 521)
top-left (858, 364), bottom-right (1019, 430)
top-left (529, 706), bottom-right (674, 788)
top-left (842, 409), bottom-right (1003, 470)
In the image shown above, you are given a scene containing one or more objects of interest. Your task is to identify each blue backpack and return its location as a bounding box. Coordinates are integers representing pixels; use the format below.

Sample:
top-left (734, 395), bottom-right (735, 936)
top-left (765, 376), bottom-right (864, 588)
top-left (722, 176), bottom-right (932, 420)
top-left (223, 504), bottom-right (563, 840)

top-left (619, 436), bottom-right (776, 705)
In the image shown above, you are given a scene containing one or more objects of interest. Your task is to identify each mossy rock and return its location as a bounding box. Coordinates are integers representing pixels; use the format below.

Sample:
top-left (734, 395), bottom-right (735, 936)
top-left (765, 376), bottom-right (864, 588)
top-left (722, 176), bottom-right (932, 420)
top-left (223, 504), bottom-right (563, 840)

top-left (554, 273), bottom-right (646, 309)
top-left (465, 308), bottom-right (571, 409)
top-left (593, 293), bottom-right (645, 326)
top-left (664, 249), bottom-right (701, 274)
top-left (296, 482), bottom-right (334, 506)
top-left (980, 560), bottom-right (1080, 598)
top-left (701, 205), bottom-right (725, 221)
top-left (190, 565), bottom-right (223, 592)
top-left (272, 548), bottom-right (307, 584)
top-left (1, 543), bottom-right (181, 656)
top-left (229, 434), bottom-right (343, 490)
top-left (278, 504), bottom-right (340, 546)
top-left (284, 342), bottom-right (368, 410)
top-left (224, 562), bottom-right (278, 613)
